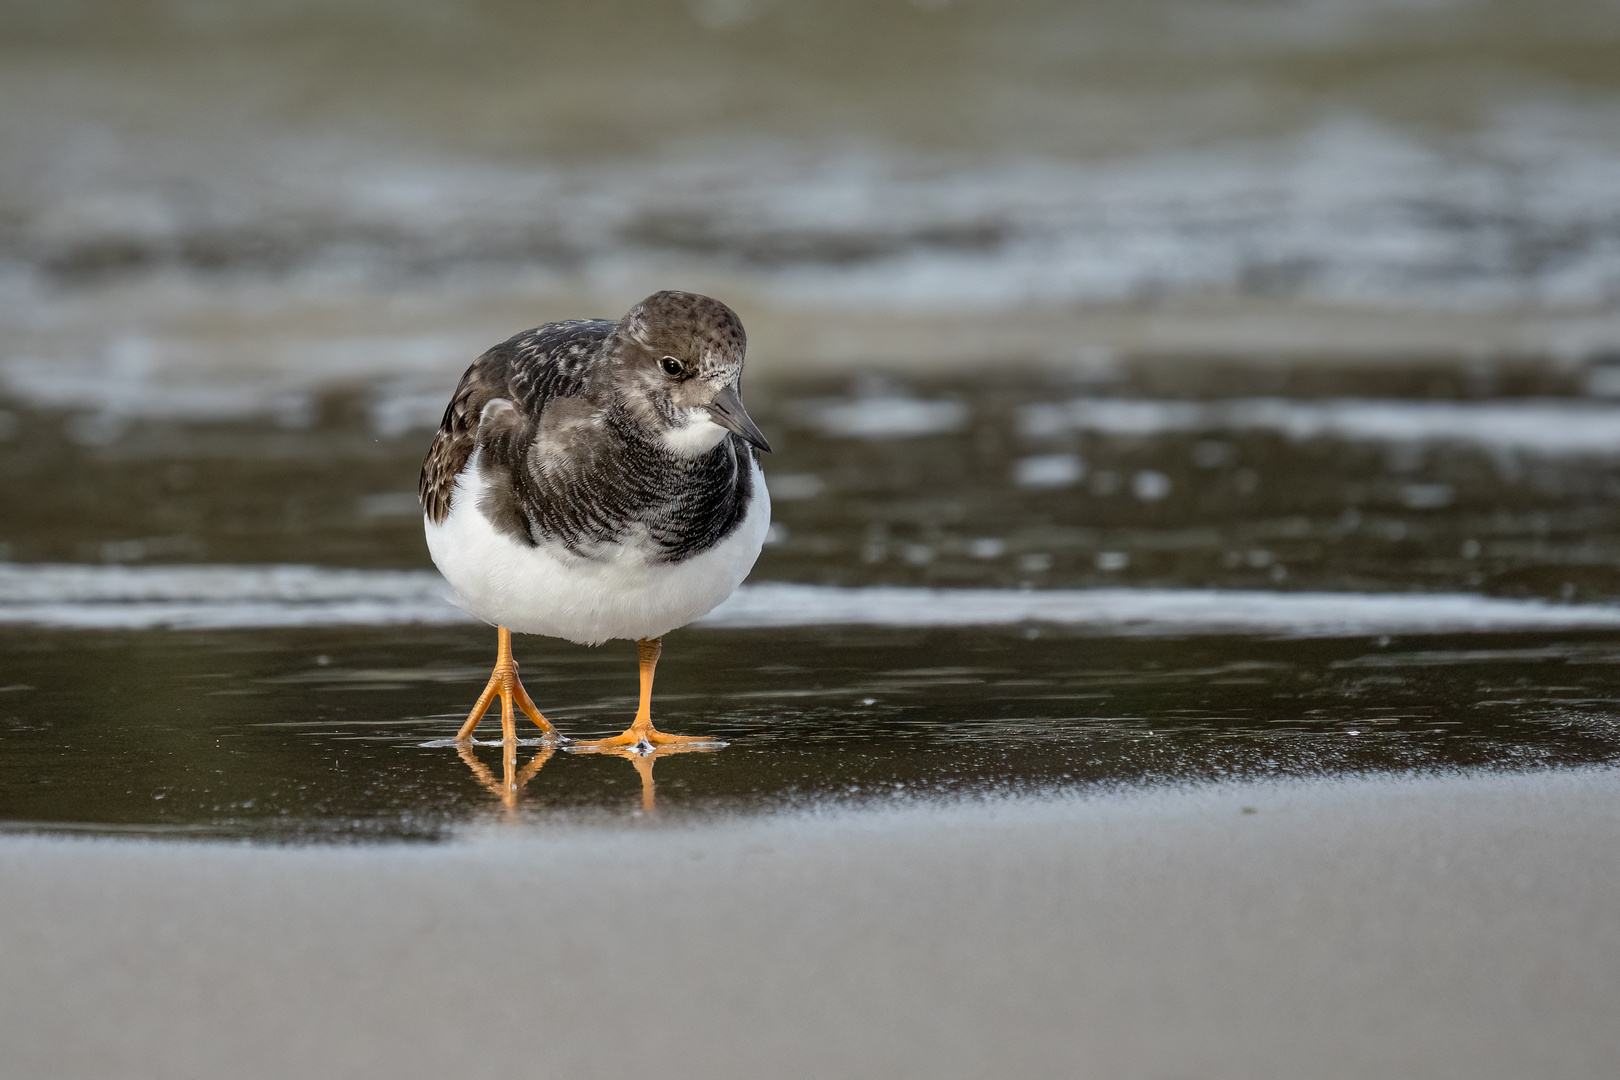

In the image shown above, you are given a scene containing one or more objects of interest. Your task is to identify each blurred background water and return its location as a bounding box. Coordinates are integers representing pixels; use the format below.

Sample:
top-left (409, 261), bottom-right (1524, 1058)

top-left (4, 0), bottom-right (1620, 838)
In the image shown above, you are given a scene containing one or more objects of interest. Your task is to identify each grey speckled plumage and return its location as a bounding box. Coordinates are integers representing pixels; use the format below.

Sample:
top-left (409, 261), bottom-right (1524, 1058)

top-left (419, 291), bottom-right (764, 565)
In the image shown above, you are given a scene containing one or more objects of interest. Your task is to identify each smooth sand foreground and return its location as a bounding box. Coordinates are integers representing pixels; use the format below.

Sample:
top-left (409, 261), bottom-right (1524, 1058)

top-left (3, 769), bottom-right (1618, 1080)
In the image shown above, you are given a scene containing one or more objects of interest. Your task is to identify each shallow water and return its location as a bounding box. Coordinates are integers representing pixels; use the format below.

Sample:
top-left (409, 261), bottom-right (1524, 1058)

top-left (3, 622), bottom-right (1620, 840)
top-left (3, 0), bottom-right (1620, 423)
top-left (5, 360), bottom-right (1620, 839)
top-left (6, 1), bottom-right (1620, 313)
top-left (7, 363), bottom-right (1620, 598)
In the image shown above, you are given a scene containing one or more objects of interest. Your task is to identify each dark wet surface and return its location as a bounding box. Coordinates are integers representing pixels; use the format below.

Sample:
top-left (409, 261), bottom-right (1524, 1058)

top-left (4, 622), bottom-right (1620, 840)
top-left (5, 360), bottom-right (1620, 838)
top-left (6, 359), bottom-right (1620, 599)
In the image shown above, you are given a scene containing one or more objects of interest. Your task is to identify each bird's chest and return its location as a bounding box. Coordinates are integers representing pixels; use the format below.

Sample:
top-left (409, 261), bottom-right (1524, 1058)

top-left (497, 440), bottom-right (747, 562)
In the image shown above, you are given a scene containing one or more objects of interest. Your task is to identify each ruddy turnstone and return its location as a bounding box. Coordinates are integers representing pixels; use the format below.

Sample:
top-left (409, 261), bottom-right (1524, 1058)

top-left (419, 291), bottom-right (771, 750)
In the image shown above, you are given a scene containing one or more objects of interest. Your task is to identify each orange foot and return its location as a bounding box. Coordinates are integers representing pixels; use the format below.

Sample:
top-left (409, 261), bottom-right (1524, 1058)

top-left (570, 637), bottom-right (724, 752)
top-left (456, 626), bottom-right (563, 745)
top-left (572, 719), bottom-right (723, 752)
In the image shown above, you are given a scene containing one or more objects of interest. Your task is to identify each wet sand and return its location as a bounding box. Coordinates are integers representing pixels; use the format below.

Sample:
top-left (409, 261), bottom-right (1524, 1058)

top-left (4, 767), bottom-right (1617, 1080)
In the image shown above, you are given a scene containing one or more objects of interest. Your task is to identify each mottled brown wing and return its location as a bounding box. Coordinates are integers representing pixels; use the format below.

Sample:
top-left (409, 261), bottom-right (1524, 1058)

top-left (419, 319), bottom-right (612, 524)
top-left (418, 351), bottom-right (512, 524)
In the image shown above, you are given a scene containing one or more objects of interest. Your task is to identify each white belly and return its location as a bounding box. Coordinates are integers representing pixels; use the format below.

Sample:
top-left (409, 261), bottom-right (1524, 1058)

top-left (424, 451), bottom-right (771, 645)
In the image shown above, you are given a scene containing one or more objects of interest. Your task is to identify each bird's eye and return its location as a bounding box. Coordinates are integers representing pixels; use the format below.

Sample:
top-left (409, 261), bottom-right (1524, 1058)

top-left (660, 356), bottom-right (685, 378)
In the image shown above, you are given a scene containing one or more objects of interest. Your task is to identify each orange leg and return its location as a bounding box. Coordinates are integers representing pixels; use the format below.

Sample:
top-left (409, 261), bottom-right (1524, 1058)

top-left (456, 626), bottom-right (562, 744)
top-left (573, 637), bottom-right (716, 751)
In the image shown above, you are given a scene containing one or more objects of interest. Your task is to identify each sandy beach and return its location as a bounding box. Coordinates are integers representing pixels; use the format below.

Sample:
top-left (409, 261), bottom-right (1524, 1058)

top-left (4, 767), bottom-right (1617, 1080)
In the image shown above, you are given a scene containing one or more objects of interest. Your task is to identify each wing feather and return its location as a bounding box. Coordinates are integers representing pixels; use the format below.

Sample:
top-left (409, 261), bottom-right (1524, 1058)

top-left (418, 320), bottom-right (610, 524)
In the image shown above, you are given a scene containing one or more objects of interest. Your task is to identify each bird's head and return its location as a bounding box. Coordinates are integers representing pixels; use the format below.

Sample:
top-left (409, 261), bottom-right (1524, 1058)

top-left (605, 290), bottom-right (771, 456)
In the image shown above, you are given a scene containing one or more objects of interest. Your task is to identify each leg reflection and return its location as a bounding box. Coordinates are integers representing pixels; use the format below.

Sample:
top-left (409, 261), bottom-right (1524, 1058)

top-left (455, 738), bottom-right (556, 811)
top-left (570, 742), bottom-right (720, 813)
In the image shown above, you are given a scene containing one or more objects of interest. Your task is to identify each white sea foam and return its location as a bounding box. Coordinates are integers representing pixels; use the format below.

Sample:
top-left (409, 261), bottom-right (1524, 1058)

top-left (0, 564), bottom-right (469, 630)
top-left (704, 584), bottom-right (1620, 637)
top-left (9, 112), bottom-right (1620, 319)
top-left (1020, 398), bottom-right (1620, 455)
top-left (795, 396), bottom-right (971, 439)
top-left (6, 107), bottom-right (1620, 427)
top-left (5, 563), bottom-right (1620, 637)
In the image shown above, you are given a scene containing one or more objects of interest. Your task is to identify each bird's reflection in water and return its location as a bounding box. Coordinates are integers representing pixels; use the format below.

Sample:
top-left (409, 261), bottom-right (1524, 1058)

top-left (453, 737), bottom-right (723, 815)
top-left (571, 741), bottom-right (723, 813)
top-left (455, 739), bottom-right (556, 815)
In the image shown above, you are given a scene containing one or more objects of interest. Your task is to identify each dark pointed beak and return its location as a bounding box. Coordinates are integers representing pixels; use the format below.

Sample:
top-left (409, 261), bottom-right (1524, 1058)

top-left (707, 383), bottom-right (771, 452)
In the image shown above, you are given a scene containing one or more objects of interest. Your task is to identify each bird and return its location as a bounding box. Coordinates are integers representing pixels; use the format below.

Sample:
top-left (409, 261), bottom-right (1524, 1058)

top-left (419, 290), bottom-right (771, 752)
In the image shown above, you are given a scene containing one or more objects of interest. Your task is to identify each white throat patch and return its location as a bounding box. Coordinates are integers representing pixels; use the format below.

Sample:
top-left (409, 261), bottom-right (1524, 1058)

top-left (661, 411), bottom-right (730, 456)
